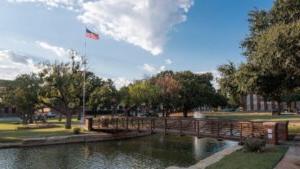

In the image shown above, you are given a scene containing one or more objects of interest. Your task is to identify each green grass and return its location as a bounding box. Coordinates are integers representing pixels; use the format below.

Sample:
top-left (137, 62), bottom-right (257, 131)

top-left (0, 118), bottom-right (82, 143)
top-left (289, 123), bottom-right (300, 135)
top-left (0, 121), bottom-right (21, 131)
top-left (0, 127), bottom-right (74, 139)
top-left (206, 147), bottom-right (288, 169)
top-left (47, 117), bottom-right (80, 123)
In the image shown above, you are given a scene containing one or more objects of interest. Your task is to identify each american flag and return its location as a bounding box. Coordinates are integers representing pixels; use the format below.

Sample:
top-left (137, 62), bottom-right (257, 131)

top-left (85, 28), bottom-right (99, 40)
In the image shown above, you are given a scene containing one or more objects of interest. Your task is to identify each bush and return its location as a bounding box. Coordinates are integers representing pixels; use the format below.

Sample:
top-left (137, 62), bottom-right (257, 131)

top-left (73, 127), bottom-right (81, 134)
top-left (243, 137), bottom-right (266, 152)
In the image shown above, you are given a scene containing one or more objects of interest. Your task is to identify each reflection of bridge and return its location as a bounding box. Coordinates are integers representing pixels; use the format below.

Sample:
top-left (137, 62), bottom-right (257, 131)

top-left (89, 117), bottom-right (277, 143)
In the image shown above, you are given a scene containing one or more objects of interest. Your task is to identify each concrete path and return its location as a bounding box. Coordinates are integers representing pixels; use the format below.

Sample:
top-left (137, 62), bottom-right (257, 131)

top-left (275, 134), bottom-right (300, 169)
top-left (274, 146), bottom-right (300, 169)
top-left (166, 145), bottom-right (242, 169)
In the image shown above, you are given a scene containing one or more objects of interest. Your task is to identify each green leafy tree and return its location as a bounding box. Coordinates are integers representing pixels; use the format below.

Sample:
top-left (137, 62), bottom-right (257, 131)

top-left (127, 80), bottom-right (160, 116)
top-left (239, 0), bottom-right (300, 112)
top-left (39, 62), bottom-right (82, 129)
top-left (3, 74), bottom-right (41, 124)
top-left (217, 62), bottom-right (241, 107)
top-left (174, 71), bottom-right (216, 117)
top-left (87, 79), bottom-right (118, 114)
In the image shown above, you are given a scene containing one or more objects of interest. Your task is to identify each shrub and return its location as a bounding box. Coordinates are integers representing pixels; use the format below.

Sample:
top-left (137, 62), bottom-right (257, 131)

top-left (243, 137), bottom-right (266, 152)
top-left (73, 127), bottom-right (81, 134)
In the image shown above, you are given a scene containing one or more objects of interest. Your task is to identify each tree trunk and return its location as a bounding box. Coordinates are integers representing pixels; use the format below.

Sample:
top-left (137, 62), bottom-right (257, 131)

top-left (183, 109), bottom-right (188, 117)
top-left (59, 113), bottom-right (62, 122)
top-left (65, 111), bottom-right (72, 129)
top-left (77, 111), bottom-right (81, 120)
top-left (28, 110), bottom-right (34, 124)
top-left (22, 113), bottom-right (27, 124)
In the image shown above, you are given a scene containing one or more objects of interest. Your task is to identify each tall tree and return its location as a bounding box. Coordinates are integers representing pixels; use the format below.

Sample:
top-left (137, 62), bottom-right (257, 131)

top-left (217, 62), bottom-right (241, 107)
top-left (3, 74), bottom-right (41, 124)
top-left (239, 0), bottom-right (300, 111)
top-left (151, 71), bottom-right (181, 116)
top-left (87, 79), bottom-right (118, 114)
top-left (174, 71), bottom-right (216, 117)
top-left (39, 62), bottom-right (82, 129)
top-left (127, 80), bottom-right (160, 116)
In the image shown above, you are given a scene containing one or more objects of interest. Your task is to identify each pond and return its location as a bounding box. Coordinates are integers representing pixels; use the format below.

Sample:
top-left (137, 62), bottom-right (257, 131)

top-left (0, 134), bottom-right (236, 169)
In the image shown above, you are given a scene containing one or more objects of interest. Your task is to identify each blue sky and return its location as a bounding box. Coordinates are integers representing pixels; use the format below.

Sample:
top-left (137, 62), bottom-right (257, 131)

top-left (0, 0), bottom-right (273, 88)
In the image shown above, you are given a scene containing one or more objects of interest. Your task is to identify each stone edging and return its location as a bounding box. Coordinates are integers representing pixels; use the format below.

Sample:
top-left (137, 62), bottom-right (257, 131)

top-left (0, 131), bottom-right (151, 149)
top-left (166, 145), bottom-right (242, 169)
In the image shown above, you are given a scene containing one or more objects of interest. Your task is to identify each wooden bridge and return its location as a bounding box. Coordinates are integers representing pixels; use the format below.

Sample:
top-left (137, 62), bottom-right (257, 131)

top-left (88, 117), bottom-right (278, 143)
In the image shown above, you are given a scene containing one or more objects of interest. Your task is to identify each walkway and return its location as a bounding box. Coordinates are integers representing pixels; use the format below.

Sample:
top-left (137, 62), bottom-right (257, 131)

top-left (166, 145), bottom-right (242, 169)
top-left (274, 135), bottom-right (300, 169)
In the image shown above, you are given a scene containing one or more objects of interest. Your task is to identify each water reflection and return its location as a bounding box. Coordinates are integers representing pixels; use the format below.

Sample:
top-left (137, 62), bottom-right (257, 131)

top-left (0, 135), bottom-right (236, 169)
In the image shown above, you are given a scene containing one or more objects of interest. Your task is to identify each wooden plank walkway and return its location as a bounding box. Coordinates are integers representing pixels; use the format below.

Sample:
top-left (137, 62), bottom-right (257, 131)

top-left (91, 117), bottom-right (266, 143)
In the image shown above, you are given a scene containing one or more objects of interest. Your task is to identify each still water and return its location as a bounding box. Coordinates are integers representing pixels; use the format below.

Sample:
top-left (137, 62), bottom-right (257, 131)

top-left (0, 134), bottom-right (236, 169)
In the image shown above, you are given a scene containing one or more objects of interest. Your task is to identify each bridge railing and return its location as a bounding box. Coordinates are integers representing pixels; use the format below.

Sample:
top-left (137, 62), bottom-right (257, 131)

top-left (91, 117), bottom-right (268, 142)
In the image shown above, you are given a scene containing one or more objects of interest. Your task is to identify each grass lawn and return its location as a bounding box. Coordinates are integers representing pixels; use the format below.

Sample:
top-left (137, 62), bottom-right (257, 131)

top-left (0, 127), bottom-right (74, 141)
top-left (0, 118), bottom-right (82, 143)
top-left (206, 146), bottom-right (288, 169)
top-left (0, 121), bottom-right (20, 131)
top-left (47, 117), bottom-right (80, 124)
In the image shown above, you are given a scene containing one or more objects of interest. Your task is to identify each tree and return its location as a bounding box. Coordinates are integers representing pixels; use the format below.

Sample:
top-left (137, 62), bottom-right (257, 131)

top-left (217, 62), bottom-right (241, 107)
top-left (174, 71), bottom-right (216, 117)
top-left (3, 74), bottom-right (41, 124)
top-left (87, 79), bottom-right (118, 114)
top-left (127, 80), bottom-right (160, 116)
top-left (151, 71), bottom-right (181, 116)
top-left (238, 0), bottom-right (300, 112)
top-left (39, 62), bottom-right (82, 129)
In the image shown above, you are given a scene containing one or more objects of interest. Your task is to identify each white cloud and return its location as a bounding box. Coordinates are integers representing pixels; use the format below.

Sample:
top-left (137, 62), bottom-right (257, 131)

top-left (7, 0), bottom-right (83, 10)
top-left (165, 59), bottom-right (173, 65)
top-left (7, 0), bottom-right (194, 55)
top-left (78, 0), bottom-right (194, 55)
top-left (142, 64), bottom-right (166, 74)
top-left (36, 41), bottom-right (69, 57)
top-left (112, 77), bottom-right (132, 89)
top-left (36, 41), bottom-right (82, 62)
top-left (0, 50), bottom-right (41, 80)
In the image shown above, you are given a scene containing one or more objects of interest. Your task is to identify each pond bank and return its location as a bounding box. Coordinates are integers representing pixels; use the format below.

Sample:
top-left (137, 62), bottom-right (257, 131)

top-left (166, 145), bottom-right (242, 169)
top-left (0, 131), bottom-right (151, 149)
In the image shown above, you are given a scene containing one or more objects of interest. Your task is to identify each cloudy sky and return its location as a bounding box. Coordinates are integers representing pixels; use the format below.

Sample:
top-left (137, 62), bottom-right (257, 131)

top-left (0, 0), bottom-right (272, 88)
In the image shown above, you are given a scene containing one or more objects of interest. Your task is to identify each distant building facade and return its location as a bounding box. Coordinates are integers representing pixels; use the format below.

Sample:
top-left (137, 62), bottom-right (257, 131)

top-left (0, 107), bottom-right (17, 117)
top-left (243, 94), bottom-right (300, 112)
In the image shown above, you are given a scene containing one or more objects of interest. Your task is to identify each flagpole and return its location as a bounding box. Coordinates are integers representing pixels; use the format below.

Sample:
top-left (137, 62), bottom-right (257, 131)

top-left (81, 32), bottom-right (87, 127)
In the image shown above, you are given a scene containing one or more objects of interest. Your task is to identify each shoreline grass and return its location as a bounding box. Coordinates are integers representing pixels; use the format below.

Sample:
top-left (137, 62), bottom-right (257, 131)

top-left (206, 146), bottom-right (288, 169)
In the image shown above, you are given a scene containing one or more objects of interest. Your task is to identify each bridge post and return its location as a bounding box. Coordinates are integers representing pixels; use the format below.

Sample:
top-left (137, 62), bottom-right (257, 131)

top-left (210, 120), bottom-right (214, 135)
top-left (150, 119), bottom-right (154, 134)
top-left (84, 117), bottom-right (93, 131)
top-left (141, 119), bottom-right (143, 129)
top-left (179, 119), bottom-right (183, 136)
top-left (251, 122), bottom-right (254, 137)
top-left (239, 123), bottom-right (243, 145)
top-left (164, 118), bottom-right (167, 135)
top-left (230, 122), bottom-right (233, 136)
top-left (137, 118), bottom-right (140, 132)
top-left (197, 120), bottom-right (200, 138)
top-left (126, 117), bottom-right (129, 131)
top-left (116, 118), bottom-right (118, 130)
top-left (217, 121), bottom-right (220, 138)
